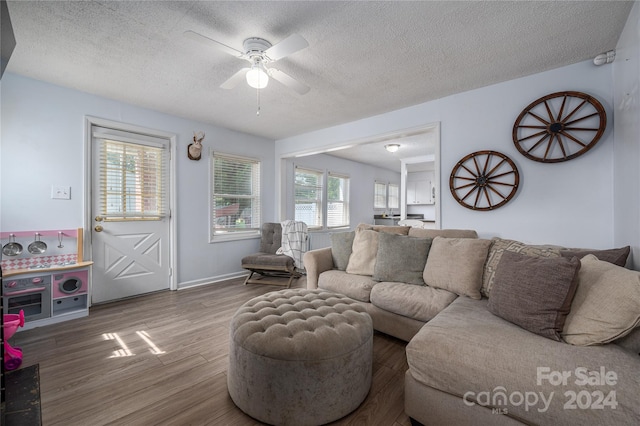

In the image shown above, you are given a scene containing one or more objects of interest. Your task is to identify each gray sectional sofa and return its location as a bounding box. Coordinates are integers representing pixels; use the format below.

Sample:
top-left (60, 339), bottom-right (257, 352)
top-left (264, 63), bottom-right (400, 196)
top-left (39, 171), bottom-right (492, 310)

top-left (303, 224), bottom-right (640, 425)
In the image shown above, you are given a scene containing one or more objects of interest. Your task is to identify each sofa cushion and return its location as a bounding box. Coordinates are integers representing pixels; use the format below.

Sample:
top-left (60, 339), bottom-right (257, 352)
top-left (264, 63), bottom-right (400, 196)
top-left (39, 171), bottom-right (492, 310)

top-left (242, 252), bottom-right (295, 269)
top-left (560, 245), bottom-right (630, 267)
top-left (330, 231), bottom-right (355, 271)
top-left (423, 237), bottom-right (492, 300)
top-left (562, 254), bottom-right (640, 346)
top-left (318, 270), bottom-right (378, 302)
top-left (487, 251), bottom-right (580, 341)
top-left (373, 233), bottom-right (432, 285)
top-left (370, 281), bottom-right (457, 322)
top-left (482, 237), bottom-right (563, 297)
top-left (615, 326), bottom-right (640, 355)
top-left (408, 228), bottom-right (478, 239)
top-left (346, 230), bottom-right (379, 276)
top-left (406, 297), bottom-right (640, 426)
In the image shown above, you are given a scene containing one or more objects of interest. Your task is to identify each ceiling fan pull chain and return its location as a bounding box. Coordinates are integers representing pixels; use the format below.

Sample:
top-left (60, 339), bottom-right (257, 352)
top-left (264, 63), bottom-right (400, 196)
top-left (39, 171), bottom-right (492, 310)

top-left (256, 87), bottom-right (261, 116)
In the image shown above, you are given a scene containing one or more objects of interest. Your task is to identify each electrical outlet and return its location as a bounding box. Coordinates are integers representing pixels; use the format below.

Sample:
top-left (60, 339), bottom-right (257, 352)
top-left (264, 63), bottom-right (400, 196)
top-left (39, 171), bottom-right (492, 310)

top-left (51, 185), bottom-right (71, 200)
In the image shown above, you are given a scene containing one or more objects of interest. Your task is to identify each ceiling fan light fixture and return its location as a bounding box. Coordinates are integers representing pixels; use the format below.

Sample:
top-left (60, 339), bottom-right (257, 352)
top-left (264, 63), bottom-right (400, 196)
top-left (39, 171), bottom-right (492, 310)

top-left (246, 63), bottom-right (269, 89)
top-left (385, 143), bottom-right (400, 153)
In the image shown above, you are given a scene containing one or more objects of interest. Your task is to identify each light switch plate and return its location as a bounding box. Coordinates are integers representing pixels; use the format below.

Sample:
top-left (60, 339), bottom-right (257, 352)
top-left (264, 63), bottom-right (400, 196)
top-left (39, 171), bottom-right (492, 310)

top-left (51, 185), bottom-right (71, 200)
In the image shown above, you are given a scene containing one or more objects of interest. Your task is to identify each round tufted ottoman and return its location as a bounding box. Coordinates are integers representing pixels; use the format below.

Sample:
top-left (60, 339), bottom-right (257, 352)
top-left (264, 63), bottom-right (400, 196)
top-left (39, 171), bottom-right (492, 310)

top-left (227, 289), bottom-right (373, 426)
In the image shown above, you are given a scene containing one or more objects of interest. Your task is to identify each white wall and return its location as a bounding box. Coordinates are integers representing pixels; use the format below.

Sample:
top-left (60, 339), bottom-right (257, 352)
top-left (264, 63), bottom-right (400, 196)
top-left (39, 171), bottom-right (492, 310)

top-left (613, 1), bottom-right (640, 269)
top-left (284, 153), bottom-right (400, 249)
top-left (277, 60), bottom-right (615, 249)
top-left (0, 73), bottom-right (275, 286)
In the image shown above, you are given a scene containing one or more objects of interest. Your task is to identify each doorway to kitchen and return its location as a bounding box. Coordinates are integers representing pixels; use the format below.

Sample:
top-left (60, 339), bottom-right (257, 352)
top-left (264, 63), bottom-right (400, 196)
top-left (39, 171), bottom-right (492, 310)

top-left (85, 117), bottom-right (176, 304)
top-left (277, 122), bottom-right (441, 247)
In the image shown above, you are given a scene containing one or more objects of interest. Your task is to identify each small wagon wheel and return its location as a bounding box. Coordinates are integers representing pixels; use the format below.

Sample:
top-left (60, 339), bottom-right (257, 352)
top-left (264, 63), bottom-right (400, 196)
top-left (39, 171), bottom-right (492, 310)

top-left (450, 150), bottom-right (519, 211)
top-left (513, 91), bottom-right (606, 163)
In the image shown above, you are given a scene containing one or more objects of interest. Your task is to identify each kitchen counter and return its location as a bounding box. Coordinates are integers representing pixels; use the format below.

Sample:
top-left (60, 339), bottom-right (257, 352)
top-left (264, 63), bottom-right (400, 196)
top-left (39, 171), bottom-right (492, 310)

top-left (373, 214), bottom-right (425, 226)
top-left (3, 261), bottom-right (94, 278)
top-left (373, 214), bottom-right (424, 220)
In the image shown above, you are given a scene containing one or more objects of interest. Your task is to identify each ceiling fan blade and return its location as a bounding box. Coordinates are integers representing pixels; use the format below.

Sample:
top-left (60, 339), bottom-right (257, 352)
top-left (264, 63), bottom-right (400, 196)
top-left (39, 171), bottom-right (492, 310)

top-left (220, 68), bottom-right (250, 89)
top-left (269, 69), bottom-right (310, 95)
top-left (265, 34), bottom-right (308, 61)
top-left (183, 30), bottom-right (244, 58)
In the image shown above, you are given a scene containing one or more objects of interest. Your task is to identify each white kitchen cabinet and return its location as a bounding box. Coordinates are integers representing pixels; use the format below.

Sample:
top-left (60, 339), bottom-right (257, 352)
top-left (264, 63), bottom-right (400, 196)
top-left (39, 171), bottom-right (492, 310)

top-left (407, 180), bottom-right (432, 205)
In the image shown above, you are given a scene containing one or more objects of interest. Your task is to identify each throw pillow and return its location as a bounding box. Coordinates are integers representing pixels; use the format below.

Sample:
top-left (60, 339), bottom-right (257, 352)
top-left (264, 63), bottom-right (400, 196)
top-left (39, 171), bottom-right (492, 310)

top-left (373, 233), bottom-right (432, 285)
top-left (562, 254), bottom-right (640, 346)
top-left (560, 246), bottom-right (630, 267)
top-left (482, 237), bottom-right (563, 297)
top-left (345, 230), bottom-right (379, 276)
top-left (487, 251), bottom-right (581, 341)
top-left (423, 237), bottom-right (492, 299)
top-left (330, 231), bottom-right (355, 271)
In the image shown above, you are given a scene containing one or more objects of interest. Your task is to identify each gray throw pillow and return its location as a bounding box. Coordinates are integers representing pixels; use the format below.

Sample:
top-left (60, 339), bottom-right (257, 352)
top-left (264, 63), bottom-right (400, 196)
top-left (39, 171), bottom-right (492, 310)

top-left (560, 246), bottom-right (630, 267)
top-left (487, 251), bottom-right (581, 341)
top-left (330, 231), bottom-right (355, 271)
top-left (373, 232), bottom-right (432, 285)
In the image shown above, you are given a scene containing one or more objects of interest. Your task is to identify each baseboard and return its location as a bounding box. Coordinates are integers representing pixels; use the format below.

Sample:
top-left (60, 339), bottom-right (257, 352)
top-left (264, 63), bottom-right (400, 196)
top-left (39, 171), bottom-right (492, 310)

top-left (178, 271), bottom-right (248, 289)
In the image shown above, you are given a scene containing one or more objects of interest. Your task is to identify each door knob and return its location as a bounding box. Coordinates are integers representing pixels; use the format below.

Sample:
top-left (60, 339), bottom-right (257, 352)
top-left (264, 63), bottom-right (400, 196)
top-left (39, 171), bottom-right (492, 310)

top-left (94, 225), bottom-right (103, 232)
top-left (95, 216), bottom-right (104, 222)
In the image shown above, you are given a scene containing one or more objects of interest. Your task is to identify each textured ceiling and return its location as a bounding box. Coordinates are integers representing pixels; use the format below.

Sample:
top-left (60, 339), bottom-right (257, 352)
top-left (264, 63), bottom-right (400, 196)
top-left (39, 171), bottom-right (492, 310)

top-left (5, 1), bottom-right (634, 142)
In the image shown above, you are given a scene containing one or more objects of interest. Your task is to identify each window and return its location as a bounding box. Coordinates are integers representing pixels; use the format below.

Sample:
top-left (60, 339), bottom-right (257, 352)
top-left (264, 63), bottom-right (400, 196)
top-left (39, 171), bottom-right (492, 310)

top-left (374, 182), bottom-right (387, 209)
top-left (327, 172), bottom-right (350, 228)
top-left (294, 167), bottom-right (323, 229)
top-left (388, 183), bottom-right (399, 209)
top-left (374, 181), bottom-right (399, 210)
top-left (212, 152), bottom-right (261, 238)
top-left (96, 131), bottom-right (168, 221)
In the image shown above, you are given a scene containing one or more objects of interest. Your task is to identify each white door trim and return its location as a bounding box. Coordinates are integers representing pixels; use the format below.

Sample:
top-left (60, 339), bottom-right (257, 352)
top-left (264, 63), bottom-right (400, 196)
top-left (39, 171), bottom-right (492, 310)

top-left (83, 116), bottom-right (178, 301)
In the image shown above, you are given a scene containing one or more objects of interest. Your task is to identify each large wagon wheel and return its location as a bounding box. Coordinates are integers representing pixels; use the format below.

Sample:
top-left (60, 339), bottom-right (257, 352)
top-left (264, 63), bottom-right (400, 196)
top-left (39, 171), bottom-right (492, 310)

top-left (450, 151), bottom-right (519, 211)
top-left (513, 91), bottom-right (606, 163)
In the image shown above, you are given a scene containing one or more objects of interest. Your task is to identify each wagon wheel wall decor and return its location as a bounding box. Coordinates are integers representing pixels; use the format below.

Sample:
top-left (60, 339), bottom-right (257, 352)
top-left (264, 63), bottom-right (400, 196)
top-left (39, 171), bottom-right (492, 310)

top-left (450, 150), bottom-right (520, 211)
top-left (513, 91), bottom-right (606, 163)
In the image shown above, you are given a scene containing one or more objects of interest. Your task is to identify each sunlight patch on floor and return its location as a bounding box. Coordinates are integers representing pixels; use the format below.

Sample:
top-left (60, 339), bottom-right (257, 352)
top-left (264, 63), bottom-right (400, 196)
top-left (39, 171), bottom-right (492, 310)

top-left (102, 330), bottom-right (166, 358)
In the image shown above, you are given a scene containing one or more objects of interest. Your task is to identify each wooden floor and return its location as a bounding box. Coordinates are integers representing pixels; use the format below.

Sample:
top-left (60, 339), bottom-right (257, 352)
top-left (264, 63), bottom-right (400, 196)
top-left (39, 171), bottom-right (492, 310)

top-left (13, 277), bottom-right (412, 426)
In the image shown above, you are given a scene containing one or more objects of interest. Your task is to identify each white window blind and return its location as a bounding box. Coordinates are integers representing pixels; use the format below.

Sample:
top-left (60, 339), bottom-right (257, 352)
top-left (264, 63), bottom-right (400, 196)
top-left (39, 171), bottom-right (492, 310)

top-left (95, 128), bottom-right (168, 220)
top-left (327, 172), bottom-right (350, 228)
top-left (374, 181), bottom-right (387, 209)
top-left (295, 166), bottom-right (323, 229)
top-left (212, 152), bottom-right (261, 236)
top-left (388, 183), bottom-right (399, 209)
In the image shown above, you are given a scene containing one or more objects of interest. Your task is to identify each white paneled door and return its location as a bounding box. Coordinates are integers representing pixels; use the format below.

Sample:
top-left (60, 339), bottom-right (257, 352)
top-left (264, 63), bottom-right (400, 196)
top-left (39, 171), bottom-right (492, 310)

top-left (91, 126), bottom-right (171, 303)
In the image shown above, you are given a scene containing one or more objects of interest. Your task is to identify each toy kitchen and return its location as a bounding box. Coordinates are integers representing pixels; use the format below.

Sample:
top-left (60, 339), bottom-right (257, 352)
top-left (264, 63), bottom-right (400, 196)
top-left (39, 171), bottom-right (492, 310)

top-left (1, 228), bottom-right (92, 331)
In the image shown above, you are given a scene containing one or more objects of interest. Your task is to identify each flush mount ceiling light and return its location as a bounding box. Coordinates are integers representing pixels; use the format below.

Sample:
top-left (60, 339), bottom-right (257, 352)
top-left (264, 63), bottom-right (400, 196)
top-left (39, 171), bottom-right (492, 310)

top-left (593, 50), bottom-right (615, 66)
top-left (385, 144), bottom-right (400, 153)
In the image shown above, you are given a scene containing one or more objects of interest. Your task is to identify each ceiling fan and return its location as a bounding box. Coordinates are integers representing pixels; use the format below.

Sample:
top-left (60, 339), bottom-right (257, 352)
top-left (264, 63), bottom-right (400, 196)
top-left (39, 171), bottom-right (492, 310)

top-left (184, 30), bottom-right (310, 95)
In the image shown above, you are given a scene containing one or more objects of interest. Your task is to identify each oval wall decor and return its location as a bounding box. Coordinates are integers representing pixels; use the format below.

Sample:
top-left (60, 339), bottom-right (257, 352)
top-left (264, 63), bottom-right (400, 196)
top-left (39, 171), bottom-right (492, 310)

top-left (512, 91), bottom-right (606, 163)
top-left (449, 150), bottom-right (519, 211)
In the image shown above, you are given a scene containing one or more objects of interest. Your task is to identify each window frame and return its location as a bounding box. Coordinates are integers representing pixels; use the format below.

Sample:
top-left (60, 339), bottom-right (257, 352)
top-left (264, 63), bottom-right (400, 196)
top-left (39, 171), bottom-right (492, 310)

top-left (294, 166), bottom-right (350, 231)
top-left (374, 181), bottom-right (388, 209)
top-left (388, 183), bottom-right (400, 210)
top-left (94, 130), bottom-right (169, 222)
top-left (210, 151), bottom-right (261, 242)
top-left (294, 166), bottom-right (324, 230)
top-left (327, 171), bottom-right (350, 229)
top-left (374, 180), bottom-right (400, 211)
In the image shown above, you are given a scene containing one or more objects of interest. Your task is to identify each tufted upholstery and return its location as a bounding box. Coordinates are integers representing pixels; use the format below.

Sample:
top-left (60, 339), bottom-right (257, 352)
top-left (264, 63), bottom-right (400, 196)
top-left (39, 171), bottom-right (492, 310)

top-left (259, 222), bottom-right (283, 254)
top-left (241, 222), bottom-right (300, 287)
top-left (228, 289), bottom-right (373, 426)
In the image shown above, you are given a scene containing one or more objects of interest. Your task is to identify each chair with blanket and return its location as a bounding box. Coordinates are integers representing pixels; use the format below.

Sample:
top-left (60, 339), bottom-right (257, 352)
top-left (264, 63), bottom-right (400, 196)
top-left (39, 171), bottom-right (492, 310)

top-left (241, 222), bottom-right (305, 288)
